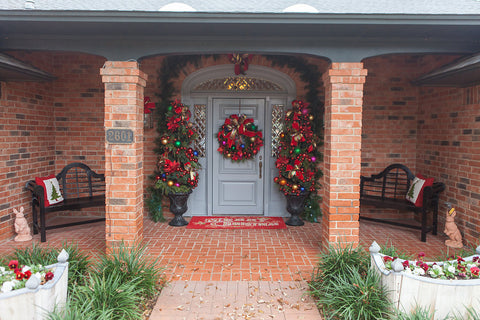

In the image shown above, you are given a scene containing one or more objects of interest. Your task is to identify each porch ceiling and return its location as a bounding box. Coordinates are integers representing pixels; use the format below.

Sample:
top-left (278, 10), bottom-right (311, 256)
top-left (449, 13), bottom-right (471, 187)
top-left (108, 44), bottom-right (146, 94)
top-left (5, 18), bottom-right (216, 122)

top-left (0, 11), bottom-right (480, 61)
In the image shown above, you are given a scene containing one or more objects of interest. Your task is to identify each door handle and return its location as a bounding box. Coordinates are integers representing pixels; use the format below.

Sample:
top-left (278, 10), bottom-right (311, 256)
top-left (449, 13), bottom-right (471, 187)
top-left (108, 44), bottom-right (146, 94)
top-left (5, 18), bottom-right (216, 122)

top-left (259, 161), bottom-right (263, 179)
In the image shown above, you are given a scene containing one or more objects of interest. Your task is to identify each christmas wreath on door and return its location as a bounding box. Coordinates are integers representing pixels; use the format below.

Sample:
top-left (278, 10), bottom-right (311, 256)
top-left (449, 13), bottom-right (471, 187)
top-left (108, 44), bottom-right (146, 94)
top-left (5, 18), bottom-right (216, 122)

top-left (217, 114), bottom-right (263, 162)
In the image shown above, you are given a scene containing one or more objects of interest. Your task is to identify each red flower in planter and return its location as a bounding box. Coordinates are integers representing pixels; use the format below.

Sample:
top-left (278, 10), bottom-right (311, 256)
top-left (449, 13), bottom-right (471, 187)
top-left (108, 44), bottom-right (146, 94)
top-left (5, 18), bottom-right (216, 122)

top-left (45, 271), bottom-right (54, 281)
top-left (402, 260), bottom-right (410, 268)
top-left (15, 272), bottom-right (24, 280)
top-left (24, 270), bottom-right (32, 279)
top-left (8, 260), bottom-right (19, 270)
top-left (417, 252), bottom-right (426, 261)
top-left (471, 266), bottom-right (480, 277)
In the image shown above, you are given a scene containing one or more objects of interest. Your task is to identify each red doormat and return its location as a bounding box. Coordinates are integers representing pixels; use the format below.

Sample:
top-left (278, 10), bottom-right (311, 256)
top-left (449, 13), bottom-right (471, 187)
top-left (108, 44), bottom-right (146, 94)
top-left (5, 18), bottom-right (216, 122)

top-left (186, 216), bottom-right (287, 229)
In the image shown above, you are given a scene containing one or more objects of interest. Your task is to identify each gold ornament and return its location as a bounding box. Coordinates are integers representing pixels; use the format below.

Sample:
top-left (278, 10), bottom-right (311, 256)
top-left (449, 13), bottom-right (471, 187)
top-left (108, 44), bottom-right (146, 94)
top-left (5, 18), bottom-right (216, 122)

top-left (167, 180), bottom-right (174, 187)
top-left (292, 185), bottom-right (298, 190)
top-left (309, 115), bottom-right (314, 121)
top-left (226, 153), bottom-right (231, 158)
top-left (250, 137), bottom-right (256, 142)
top-left (279, 179), bottom-right (287, 186)
top-left (280, 133), bottom-right (285, 138)
top-left (161, 137), bottom-right (169, 145)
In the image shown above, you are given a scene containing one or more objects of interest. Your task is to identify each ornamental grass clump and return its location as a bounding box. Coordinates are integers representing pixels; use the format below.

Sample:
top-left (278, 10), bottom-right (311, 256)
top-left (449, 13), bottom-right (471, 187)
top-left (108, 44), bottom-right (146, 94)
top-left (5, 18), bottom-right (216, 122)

top-left (70, 272), bottom-right (144, 320)
top-left (47, 242), bottom-right (166, 320)
top-left (95, 241), bottom-right (164, 299)
top-left (309, 243), bottom-right (392, 320)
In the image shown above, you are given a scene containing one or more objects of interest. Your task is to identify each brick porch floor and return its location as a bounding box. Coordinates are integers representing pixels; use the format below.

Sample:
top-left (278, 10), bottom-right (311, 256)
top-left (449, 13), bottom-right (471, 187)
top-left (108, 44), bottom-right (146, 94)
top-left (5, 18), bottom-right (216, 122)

top-left (0, 218), bottom-right (452, 319)
top-left (0, 218), bottom-right (450, 282)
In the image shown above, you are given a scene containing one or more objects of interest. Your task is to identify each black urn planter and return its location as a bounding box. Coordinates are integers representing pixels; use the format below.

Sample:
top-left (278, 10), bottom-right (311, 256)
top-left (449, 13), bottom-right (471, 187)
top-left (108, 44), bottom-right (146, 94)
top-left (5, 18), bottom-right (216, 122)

top-left (285, 193), bottom-right (309, 226)
top-left (167, 191), bottom-right (192, 226)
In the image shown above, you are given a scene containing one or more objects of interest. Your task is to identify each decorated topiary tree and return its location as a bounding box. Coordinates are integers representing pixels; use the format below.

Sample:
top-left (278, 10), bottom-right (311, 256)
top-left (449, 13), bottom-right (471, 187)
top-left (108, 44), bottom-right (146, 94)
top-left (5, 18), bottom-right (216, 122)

top-left (274, 100), bottom-right (323, 223)
top-left (153, 99), bottom-right (200, 194)
top-left (151, 99), bottom-right (201, 226)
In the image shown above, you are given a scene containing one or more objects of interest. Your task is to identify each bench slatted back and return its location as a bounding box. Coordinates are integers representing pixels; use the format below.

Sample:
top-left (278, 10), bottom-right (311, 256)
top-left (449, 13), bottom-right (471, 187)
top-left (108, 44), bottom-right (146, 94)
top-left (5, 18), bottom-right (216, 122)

top-left (56, 163), bottom-right (105, 199)
top-left (361, 164), bottom-right (414, 201)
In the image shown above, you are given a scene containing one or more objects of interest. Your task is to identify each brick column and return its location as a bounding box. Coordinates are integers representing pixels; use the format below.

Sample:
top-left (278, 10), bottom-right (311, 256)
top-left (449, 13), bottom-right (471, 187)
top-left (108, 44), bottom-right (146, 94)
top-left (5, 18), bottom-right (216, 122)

top-left (321, 62), bottom-right (367, 248)
top-left (100, 61), bottom-right (147, 248)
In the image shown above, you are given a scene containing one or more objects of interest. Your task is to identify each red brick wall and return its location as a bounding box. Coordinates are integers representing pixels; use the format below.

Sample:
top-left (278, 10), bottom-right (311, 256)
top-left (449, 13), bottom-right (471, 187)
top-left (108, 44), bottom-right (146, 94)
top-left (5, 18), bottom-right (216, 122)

top-left (419, 85), bottom-right (480, 244)
top-left (360, 54), bottom-right (459, 219)
top-left (0, 62), bottom-right (54, 240)
top-left (0, 52), bottom-right (106, 241)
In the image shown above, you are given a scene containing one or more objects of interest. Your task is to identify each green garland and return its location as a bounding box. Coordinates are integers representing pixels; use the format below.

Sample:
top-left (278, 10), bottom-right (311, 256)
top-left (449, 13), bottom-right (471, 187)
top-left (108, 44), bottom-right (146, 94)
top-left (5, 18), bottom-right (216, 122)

top-left (147, 54), bottom-right (324, 222)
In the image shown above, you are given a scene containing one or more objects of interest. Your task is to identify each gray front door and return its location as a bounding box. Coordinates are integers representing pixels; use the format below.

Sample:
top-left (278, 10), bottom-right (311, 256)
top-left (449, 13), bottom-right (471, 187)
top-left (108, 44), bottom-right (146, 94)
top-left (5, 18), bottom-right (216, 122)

top-left (212, 98), bottom-right (265, 215)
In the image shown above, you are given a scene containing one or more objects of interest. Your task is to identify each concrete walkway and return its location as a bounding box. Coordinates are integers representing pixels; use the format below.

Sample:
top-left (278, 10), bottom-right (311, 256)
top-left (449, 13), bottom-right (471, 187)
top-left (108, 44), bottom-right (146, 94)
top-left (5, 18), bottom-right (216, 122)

top-left (150, 280), bottom-right (322, 320)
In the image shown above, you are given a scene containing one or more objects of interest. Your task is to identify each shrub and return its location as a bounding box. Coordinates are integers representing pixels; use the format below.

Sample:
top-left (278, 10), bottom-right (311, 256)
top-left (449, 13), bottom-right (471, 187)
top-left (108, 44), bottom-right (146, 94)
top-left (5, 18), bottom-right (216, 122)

top-left (309, 243), bottom-right (392, 319)
top-left (317, 266), bottom-right (392, 320)
top-left (310, 243), bottom-right (369, 290)
top-left (95, 242), bottom-right (164, 299)
top-left (49, 272), bottom-right (144, 320)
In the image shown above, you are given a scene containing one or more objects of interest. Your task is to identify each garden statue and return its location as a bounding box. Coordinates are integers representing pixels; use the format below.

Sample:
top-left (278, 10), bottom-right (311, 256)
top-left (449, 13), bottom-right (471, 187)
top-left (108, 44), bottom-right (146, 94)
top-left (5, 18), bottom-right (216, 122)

top-left (14, 206), bottom-right (32, 242)
top-left (444, 203), bottom-right (463, 248)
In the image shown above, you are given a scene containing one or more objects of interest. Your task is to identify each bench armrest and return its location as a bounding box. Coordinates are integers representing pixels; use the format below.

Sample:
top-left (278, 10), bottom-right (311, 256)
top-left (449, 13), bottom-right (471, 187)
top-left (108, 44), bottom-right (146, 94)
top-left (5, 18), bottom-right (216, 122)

top-left (24, 180), bottom-right (46, 207)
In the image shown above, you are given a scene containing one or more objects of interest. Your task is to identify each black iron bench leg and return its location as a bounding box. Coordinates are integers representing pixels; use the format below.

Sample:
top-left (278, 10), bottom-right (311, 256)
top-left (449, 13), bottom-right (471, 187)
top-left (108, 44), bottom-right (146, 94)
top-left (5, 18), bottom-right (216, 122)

top-left (40, 207), bottom-right (46, 242)
top-left (32, 200), bottom-right (39, 235)
top-left (432, 202), bottom-right (438, 236)
top-left (421, 208), bottom-right (427, 242)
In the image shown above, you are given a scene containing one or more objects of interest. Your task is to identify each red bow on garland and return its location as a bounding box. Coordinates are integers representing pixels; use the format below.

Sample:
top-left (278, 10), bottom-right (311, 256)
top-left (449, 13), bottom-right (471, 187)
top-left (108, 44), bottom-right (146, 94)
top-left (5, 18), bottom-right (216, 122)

top-left (144, 97), bottom-right (156, 114)
top-left (228, 53), bottom-right (252, 75)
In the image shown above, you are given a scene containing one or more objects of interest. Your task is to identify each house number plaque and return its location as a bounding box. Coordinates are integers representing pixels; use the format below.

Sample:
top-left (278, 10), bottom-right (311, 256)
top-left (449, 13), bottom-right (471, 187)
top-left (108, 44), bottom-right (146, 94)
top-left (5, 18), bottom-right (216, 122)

top-left (106, 129), bottom-right (134, 144)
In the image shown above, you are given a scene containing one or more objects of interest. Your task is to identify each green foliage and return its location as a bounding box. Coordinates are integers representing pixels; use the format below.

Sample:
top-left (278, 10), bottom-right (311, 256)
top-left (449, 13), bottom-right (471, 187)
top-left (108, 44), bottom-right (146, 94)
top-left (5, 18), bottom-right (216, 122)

top-left (395, 305), bottom-right (480, 320)
top-left (303, 194), bottom-right (322, 222)
top-left (311, 243), bottom-right (369, 288)
top-left (145, 187), bottom-right (165, 222)
top-left (395, 306), bottom-right (435, 320)
top-left (309, 244), bottom-right (390, 320)
top-left (5, 242), bottom-right (90, 287)
top-left (59, 242), bottom-right (91, 287)
top-left (8, 242), bottom-right (57, 265)
top-left (95, 242), bottom-right (165, 299)
top-left (70, 272), bottom-right (143, 320)
top-left (46, 242), bottom-right (166, 320)
top-left (316, 266), bottom-right (393, 320)
top-left (434, 239), bottom-right (479, 261)
top-left (380, 240), bottom-right (413, 260)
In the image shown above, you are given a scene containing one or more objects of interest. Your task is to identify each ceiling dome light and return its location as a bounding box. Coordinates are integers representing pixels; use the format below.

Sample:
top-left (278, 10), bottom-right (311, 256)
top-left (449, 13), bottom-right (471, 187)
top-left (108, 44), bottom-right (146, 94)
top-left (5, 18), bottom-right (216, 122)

top-left (159, 2), bottom-right (197, 12)
top-left (282, 4), bottom-right (319, 13)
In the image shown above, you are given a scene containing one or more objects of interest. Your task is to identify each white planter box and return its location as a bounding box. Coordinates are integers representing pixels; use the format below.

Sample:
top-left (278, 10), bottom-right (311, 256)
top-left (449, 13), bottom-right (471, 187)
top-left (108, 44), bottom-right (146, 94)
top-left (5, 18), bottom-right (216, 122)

top-left (370, 241), bottom-right (480, 319)
top-left (0, 250), bottom-right (69, 320)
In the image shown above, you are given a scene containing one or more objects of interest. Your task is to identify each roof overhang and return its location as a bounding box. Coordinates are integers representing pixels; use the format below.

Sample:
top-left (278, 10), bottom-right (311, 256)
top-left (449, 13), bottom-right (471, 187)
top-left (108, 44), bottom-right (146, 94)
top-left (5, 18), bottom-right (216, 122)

top-left (414, 53), bottom-right (480, 87)
top-left (1, 11), bottom-right (480, 61)
top-left (0, 53), bottom-right (55, 81)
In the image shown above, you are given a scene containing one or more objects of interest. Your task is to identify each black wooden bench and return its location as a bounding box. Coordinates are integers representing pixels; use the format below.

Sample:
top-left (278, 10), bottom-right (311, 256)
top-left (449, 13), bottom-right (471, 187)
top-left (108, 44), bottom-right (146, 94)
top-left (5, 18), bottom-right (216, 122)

top-left (359, 164), bottom-right (445, 242)
top-left (25, 162), bottom-right (105, 242)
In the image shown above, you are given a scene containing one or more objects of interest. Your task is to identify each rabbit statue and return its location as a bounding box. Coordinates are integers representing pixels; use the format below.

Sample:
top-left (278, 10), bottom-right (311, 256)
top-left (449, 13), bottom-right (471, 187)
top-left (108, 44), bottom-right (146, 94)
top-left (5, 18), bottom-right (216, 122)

top-left (444, 204), bottom-right (463, 249)
top-left (14, 206), bottom-right (32, 242)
